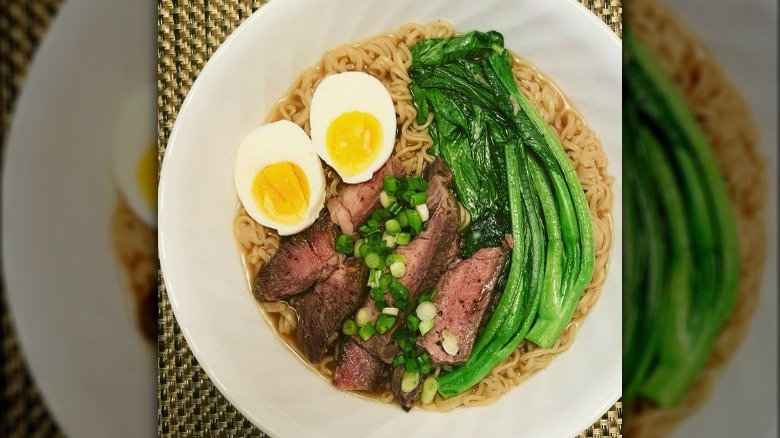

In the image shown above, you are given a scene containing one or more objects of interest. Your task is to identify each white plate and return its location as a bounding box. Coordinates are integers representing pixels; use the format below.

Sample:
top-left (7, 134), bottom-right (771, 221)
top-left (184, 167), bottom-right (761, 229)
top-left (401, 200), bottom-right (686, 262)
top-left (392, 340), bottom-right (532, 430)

top-left (1, 0), bottom-right (156, 437)
top-left (159, 0), bottom-right (622, 437)
top-left (663, 0), bottom-right (779, 436)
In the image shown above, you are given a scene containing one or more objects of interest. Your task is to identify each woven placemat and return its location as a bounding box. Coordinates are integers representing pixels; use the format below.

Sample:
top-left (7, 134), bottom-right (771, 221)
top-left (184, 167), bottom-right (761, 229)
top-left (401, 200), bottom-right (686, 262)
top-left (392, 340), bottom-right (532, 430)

top-left (1, 2), bottom-right (66, 436)
top-left (157, 1), bottom-right (622, 437)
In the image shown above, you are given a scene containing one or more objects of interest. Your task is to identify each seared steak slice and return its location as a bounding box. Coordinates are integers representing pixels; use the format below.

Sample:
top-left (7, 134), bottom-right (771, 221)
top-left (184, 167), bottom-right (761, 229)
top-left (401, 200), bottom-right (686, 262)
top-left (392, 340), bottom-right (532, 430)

top-left (294, 258), bottom-right (368, 362)
top-left (333, 338), bottom-right (385, 392)
top-left (418, 245), bottom-right (508, 364)
top-left (389, 366), bottom-right (421, 411)
top-left (356, 164), bottom-right (460, 363)
top-left (252, 214), bottom-right (339, 301)
top-left (327, 157), bottom-right (405, 236)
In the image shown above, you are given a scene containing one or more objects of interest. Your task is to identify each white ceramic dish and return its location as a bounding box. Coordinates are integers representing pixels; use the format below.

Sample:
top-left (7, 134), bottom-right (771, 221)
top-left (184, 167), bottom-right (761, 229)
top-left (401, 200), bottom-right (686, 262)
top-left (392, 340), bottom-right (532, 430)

top-left (664, 0), bottom-right (778, 436)
top-left (1, 0), bottom-right (156, 437)
top-left (159, 0), bottom-right (622, 436)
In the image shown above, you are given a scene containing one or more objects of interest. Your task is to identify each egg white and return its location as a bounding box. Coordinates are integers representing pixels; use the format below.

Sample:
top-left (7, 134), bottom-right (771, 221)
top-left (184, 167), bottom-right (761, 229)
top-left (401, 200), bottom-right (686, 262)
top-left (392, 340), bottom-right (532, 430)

top-left (234, 120), bottom-right (326, 236)
top-left (111, 83), bottom-right (156, 226)
top-left (309, 72), bottom-right (396, 184)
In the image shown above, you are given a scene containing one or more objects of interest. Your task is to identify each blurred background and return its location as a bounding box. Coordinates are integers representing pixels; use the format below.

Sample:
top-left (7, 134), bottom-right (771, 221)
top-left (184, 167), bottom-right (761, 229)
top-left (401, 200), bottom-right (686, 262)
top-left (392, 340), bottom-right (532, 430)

top-left (623, 0), bottom-right (777, 437)
top-left (1, 0), bottom-right (156, 437)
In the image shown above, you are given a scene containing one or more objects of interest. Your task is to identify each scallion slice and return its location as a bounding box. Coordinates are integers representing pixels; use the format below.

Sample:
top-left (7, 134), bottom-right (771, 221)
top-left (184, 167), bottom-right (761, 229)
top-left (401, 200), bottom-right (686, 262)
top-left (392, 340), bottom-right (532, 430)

top-left (335, 234), bottom-right (354, 254)
top-left (383, 174), bottom-right (399, 194)
top-left (420, 377), bottom-right (438, 404)
top-left (419, 319), bottom-right (434, 336)
top-left (395, 232), bottom-right (412, 245)
top-left (410, 191), bottom-right (427, 206)
top-left (342, 319), bottom-right (358, 336)
top-left (401, 371), bottom-right (420, 393)
top-left (390, 261), bottom-right (406, 278)
top-left (375, 314), bottom-right (397, 334)
top-left (358, 323), bottom-right (377, 341)
top-left (384, 219), bottom-right (401, 235)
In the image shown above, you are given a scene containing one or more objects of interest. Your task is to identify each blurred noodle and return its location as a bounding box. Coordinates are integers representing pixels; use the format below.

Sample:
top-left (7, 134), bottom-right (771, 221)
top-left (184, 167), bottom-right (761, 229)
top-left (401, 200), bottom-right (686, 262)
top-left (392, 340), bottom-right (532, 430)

top-left (626, 0), bottom-right (766, 435)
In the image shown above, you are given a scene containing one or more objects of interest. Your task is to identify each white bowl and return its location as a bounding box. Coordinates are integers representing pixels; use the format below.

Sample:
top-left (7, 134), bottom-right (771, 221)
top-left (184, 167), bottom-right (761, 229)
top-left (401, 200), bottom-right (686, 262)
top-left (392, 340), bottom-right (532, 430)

top-left (2, 0), bottom-right (156, 436)
top-left (159, 0), bottom-right (622, 436)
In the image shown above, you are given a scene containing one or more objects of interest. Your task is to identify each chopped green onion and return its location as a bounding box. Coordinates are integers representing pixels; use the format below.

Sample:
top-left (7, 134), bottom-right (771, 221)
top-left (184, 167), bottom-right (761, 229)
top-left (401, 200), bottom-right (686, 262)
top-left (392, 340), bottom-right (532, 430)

top-left (396, 211), bottom-right (409, 228)
top-left (395, 232), bottom-right (411, 245)
top-left (401, 371), bottom-right (420, 393)
top-left (419, 319), bottom-right (435, 336)
top-left (353, 239), bottom-right (364, 258)
top-left (394, 328), bottom-right (416, 351)
top-left (416, 302), bottom-right (437, 321)
top-left (386, 253), bottom-right (406, 265)
top-left (390, 261), bottom-right (406, 278)
top-left (390, 279), bottom-right (408, 300)
top-left (384, 219), bottom-right (401, 235)
top-left (342, 319), bottom-right (358, 336)
top-left (366, 269), bottom-right (382, 288)
top-left (370, 288), bottom-right (385, 302)
top-left (441, 329), bottom-right (459, 355)
top-left (376, 314), bottom-right (397, 334)
top-left (406, 209), bottom-right (423, 235)
top-left (358, 240), bottom-right (369, 257)
top-left (407, 314), bottom-right (421, 332)
top-left (417, 353), bottom-right (431, 374)
top-left (359, 223), bottom-right (379, 237)
top-left (410, 191), bottom-right (427, 206)
top-left (419, 288), bottom-right (436, 303)
top-left (335, 234), bottom-right (354, 254)
top-left (379, 273), bottom-right (393, 290)
top-left (371, 208), bottom-right (392, 222)
top-left (355, 307), bottom-right (371, 327)
top-left (388, 202), bottom-right (404, 215)
top-left (365, 252), bottom-right (382, 269)
top-left (379, 191), bottom-right (395, 208)
top-left (404, 357), bottom-right (420, 372)
top-left (395, 298), bottom-right (409, 310)
top-left (359, 323), bottom-right (377, 341)
top-left (407, 175), bottom-right (428, 192)
top-left (382, 307), bottom-right (400, 316)
top-left (416, 203), bottom-right (430, 222)
top-left (420, 377), bottom-right (438, 404)
top-left (383, 233), bottom-right (396, 249)
top-left (383, 174), bottom-right (399, 194)
top-left (392, 354), bottom-right (405, 367)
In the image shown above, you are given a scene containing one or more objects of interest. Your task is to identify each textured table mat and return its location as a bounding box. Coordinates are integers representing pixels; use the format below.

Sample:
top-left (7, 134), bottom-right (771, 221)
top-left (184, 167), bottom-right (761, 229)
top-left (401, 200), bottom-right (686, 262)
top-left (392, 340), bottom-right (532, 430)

top-left (1, 2), bottom-right (66, 436)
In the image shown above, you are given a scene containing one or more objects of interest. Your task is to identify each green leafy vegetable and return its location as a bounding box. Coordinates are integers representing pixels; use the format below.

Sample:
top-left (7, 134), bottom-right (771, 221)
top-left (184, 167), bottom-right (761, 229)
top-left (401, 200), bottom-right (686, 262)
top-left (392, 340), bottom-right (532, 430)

top-left (408, 30), bottom-right (595, 397)
top-left (622, 29), bottom-right (739, 407)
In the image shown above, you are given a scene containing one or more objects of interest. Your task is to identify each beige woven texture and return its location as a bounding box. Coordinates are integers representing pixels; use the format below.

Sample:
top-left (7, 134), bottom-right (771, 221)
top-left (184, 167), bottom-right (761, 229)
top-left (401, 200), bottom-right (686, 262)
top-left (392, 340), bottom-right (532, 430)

top-left (157, 1), bottom-right (622, 437)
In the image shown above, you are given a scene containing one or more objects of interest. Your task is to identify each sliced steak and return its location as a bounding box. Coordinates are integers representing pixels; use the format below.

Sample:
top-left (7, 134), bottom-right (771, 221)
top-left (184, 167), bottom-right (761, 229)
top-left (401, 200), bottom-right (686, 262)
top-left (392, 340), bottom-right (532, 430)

top-left (333, 338), bottom-right (386, 392)
top-left (252, 214), bottom-right (339, 301)
top-left (294, 258), bottom-right (368, 362)
top-left (389, 366), bottom-right (421, 411)
top-left (356, 161), bottom-right (460, 363)
top-left (418, 245), bottom-right (508, 364)
top-left (327, 157), bottom-right (405, 236)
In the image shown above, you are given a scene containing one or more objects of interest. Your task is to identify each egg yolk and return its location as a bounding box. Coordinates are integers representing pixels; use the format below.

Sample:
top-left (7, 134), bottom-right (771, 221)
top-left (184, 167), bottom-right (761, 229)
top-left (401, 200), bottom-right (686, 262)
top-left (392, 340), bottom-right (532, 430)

top-left (325, 111), bottom-right (383, 177)
top-left (136, 144), bottom-right (157, 215)
top-left (252, 162), bottom-right (311, 225)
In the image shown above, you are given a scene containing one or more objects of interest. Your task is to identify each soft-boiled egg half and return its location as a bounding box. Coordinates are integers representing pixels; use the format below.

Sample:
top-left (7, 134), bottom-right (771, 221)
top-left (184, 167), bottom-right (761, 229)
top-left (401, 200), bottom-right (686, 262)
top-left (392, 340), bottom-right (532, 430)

top-left (234, 120), bottom-right (326, 236)
top-left (310, 72), bottom-right (396, 184)
top-left (112, 84), bottom-right (157, 226)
